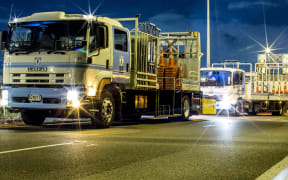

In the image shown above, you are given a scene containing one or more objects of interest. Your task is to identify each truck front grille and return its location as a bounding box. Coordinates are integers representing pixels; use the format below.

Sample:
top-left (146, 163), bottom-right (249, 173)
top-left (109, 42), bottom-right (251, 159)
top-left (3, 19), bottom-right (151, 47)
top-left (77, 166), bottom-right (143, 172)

top-left (11, 73), bottom-right (67, 84)
top-left (26, 74), bottom-right (49, 77)
top-left (43, 98), bottom-right (61, 104)
top-left (13, 97), bottom-right (61, 104)
top-left (13, 97), bottom-right (29, 103)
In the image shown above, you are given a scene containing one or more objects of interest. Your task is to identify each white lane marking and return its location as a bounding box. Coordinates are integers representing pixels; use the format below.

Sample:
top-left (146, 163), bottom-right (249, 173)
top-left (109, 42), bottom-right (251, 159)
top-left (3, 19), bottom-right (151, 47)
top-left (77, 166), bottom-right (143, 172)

top-left (203, 125), bottom-right (216, 128)
top-left (257, 155), bottom-right (288, 180)
top-left (193, 115), bottom-right (288, 123)
top-left (273, 167), bottom-right (288, 180)
top-left (0, 140), bottom-right (86, 155)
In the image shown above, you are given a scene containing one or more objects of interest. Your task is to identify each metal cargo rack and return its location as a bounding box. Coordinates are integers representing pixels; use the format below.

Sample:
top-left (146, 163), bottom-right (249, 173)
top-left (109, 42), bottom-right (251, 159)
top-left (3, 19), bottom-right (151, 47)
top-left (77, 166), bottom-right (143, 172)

top-left (114, 17), bottom-right (159, 90)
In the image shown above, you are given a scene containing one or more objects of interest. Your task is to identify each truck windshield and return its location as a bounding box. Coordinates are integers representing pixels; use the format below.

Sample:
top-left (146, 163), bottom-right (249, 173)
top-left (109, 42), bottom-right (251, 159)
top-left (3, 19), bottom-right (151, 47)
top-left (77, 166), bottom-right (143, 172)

top-left (200, 70), bottom-right (232, 86)
top-left (8, 20), bottom-right (87, 53)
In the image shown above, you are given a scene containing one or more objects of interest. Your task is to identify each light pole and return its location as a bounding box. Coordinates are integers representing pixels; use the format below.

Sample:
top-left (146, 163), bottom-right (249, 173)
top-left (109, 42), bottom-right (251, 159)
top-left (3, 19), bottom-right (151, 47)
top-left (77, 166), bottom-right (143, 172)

top-left (207, 0), bottom-right (210, 68)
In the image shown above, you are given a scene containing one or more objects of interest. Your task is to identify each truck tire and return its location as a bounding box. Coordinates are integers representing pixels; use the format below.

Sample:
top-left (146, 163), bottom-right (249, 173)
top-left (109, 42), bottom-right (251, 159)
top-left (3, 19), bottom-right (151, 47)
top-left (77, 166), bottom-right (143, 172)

top-left (247, 103), bottom-right (257, 116)
top-left (231, 102), bottom-right (242, 116)
top-left (272, 104), bottom-right (287, 116)
top-left (21, 111), bottom-right (46, 125)
top-left (91, 90), bottom-right (115, 128)
top-left (283, 104), bottom-right (288, 116)
top-left (272, 111), bottom-right (281, 116)
top-left (181, 96), bottom-right (191, 121)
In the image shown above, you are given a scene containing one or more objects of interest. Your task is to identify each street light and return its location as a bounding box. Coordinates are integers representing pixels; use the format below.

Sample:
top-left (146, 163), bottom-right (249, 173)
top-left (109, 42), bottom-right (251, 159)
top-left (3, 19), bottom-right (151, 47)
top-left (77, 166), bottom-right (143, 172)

top-left (207, 0), bottom-right (210, 68)
top-left (264, 47), bottom-right (272, 63)
top-left (265, 47), bottom-right (271, 54)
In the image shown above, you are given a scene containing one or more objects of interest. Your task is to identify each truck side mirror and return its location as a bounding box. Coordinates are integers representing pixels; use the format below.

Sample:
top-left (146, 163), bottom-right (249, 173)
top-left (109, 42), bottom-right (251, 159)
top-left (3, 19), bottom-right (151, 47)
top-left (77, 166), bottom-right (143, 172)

top-left (95, 27), bottom-right (105, 48)
top-left (0, 31), bottom-right (8, 50)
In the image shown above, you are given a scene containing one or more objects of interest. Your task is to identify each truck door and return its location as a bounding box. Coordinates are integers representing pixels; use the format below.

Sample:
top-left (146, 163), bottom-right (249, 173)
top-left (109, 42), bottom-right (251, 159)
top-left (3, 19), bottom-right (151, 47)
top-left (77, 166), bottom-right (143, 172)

top-left (112, 27), bottom-right (130, 83)
top-left (88, 23), bottom-right (110, 68)
top-left (233, 71), bottom-right (245, 95)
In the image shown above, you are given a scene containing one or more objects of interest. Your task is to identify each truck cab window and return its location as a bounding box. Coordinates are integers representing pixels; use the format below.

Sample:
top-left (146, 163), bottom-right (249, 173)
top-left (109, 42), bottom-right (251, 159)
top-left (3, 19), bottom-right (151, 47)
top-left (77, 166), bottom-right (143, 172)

top-left (114, 29), bottom-right (128, 52)
top-left (89, 25), bottom-right (107, 51)
top-left (8, 21), bottom-right (87, 53)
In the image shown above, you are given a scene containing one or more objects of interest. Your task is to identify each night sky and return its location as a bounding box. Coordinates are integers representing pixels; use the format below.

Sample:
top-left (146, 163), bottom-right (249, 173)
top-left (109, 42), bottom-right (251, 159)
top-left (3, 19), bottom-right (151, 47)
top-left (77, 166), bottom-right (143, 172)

top-left (0, 0), bottom-right (288, 67)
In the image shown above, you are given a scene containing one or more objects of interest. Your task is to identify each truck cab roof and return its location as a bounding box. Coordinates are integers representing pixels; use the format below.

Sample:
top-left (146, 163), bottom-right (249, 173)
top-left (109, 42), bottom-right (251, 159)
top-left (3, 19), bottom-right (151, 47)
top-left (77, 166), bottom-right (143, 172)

top-left (201, 67), bottom-right (245, 73)
top-left (9, 11), bottom-right (123, 28)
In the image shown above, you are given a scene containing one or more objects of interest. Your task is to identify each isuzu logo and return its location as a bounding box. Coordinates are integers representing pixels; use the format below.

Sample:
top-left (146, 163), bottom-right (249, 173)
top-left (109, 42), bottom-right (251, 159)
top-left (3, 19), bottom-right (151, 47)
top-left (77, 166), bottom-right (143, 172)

top-left (27, 57), bottom-right (48, 72)
top-left (34, 57), bottom-right (42, 65)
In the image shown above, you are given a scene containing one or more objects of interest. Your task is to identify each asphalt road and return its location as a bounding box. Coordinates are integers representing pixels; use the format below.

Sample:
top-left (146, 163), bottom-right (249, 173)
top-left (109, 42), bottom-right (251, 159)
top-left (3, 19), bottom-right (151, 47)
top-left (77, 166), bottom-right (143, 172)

top-left (0, 115), bottom-right (288, 180)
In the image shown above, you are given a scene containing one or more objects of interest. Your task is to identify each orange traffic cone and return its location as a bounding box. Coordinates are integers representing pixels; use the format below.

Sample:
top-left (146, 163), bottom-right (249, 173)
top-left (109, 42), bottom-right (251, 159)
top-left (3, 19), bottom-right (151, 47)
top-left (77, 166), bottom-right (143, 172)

top-left (257, 82), bottom-right (261, 93)
top-left (279, 81), bottom-right (283, 94)
top-left (272, 82), bottom-right (275, 94)
top-left (168, 45), bottom-right (175, 68)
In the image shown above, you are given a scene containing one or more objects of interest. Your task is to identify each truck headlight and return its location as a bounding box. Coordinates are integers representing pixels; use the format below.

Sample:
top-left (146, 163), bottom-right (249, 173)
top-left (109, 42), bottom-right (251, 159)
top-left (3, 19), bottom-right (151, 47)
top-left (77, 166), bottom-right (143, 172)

top-left (67, 90), bottom-right (81, 108)
top-left (67, 90), bottom-right (79, 101)
top-left (219, 95), bottom-right (237, 110)
top-left (219, 95), bottom-right (231, 110)
top-left (1, 90), bottom-right (8, 106)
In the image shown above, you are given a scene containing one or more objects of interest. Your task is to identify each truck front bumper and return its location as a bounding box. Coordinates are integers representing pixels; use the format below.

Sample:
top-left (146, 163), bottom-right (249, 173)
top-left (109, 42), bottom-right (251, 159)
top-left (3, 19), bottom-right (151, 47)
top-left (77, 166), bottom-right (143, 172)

top-left (5, 87), bottom-right (69, 110)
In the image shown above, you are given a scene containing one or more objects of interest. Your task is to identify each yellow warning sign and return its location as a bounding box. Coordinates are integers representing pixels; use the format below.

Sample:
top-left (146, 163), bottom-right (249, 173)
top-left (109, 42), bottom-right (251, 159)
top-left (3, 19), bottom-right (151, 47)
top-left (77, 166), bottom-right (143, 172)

top-left (202, 99), bottom-right (216, 115)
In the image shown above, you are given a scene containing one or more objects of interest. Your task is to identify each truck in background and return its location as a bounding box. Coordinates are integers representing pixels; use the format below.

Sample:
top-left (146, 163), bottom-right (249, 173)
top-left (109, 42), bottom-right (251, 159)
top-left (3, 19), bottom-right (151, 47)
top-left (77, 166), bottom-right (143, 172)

top-left (0, 12), bottom-right (202, 128)
top-left (200, 61), bottom-right (249, 115)
top-left (246, 54), bottom-right (288, 115)
top-left (200, 55), bottom-right (288, 116)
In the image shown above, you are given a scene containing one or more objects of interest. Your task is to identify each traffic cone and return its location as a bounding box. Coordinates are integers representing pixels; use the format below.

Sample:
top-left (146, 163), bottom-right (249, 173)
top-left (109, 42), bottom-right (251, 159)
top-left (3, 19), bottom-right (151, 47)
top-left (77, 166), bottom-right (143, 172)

top-left (272, 82), bottom-right (275, 94)
top-left (256, 82), bottom-right (261, 93)
top-left (164, 45), bottom-right (177, 90)
top-left (279, 81), bottom-right (283, 94)
top-left (168, 45), bottom-right (175, 68)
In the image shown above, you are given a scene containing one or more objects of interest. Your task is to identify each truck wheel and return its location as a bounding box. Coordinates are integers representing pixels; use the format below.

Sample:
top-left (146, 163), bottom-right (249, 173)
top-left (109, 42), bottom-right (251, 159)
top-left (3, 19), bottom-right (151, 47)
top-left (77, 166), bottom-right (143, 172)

top-left (92, 91), bottom-right (115, 128)
top-left (272, 104), bottom-right (287, 116)
top-left (21, 111), bottom-right (46, 125)
top-left (272, 111), bottom-right (281, 116)
top-left (247, 103), bottom-right (257, 116)
top-left (231, 102), bottom-right (242, 116)
top-left (283, 104), bottom-right (288, 116)
top-left (182, 96), bottom-right (191, 120)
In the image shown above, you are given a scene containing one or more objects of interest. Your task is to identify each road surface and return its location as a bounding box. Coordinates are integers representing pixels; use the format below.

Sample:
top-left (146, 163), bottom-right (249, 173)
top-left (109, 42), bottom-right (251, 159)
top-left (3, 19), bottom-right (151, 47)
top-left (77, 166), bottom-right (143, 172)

top-left (0, 115), bottom-right (288, 180)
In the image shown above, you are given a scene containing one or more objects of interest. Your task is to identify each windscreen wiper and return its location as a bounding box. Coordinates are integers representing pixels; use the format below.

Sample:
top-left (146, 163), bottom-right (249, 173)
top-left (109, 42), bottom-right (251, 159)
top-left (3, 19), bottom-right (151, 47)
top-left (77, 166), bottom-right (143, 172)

top-left (14, 50), bottom-right (35, 55)
top-left (47, 50), bottom-right (66, 55)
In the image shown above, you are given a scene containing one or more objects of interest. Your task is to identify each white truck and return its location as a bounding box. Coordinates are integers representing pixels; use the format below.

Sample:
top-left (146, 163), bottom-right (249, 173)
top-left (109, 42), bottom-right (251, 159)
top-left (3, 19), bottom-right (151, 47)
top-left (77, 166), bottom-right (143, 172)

top-left (200, 57), bottom-right (288, 116)
top-left (0, 11), bottom-right (202, 128)
top-left (200, 61), bottom-right (248, 115)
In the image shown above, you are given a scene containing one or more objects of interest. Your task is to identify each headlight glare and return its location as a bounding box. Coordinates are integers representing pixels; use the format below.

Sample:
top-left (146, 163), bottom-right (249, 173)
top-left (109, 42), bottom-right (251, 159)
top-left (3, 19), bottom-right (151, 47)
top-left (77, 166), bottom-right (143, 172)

top-left (67, 90), bottom-right (79, 101)
top-left (1, 90), bottom-right (8, 106)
